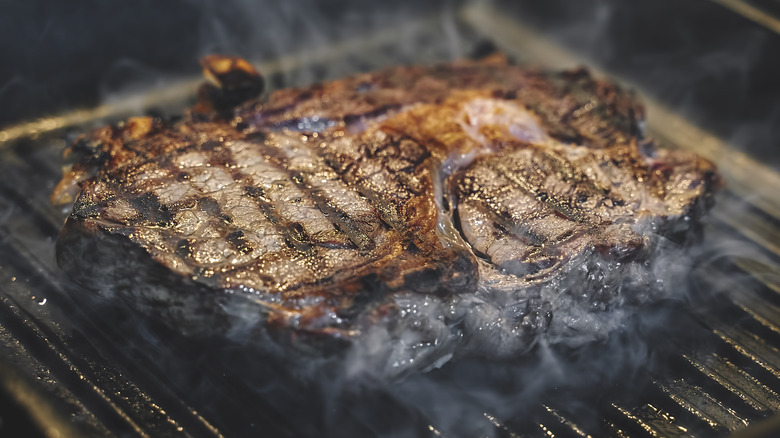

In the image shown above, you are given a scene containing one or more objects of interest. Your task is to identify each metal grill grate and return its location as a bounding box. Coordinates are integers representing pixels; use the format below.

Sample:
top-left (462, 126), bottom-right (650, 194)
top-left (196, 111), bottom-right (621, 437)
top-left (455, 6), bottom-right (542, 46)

top-left (1, 3), bottom-right (779, 437)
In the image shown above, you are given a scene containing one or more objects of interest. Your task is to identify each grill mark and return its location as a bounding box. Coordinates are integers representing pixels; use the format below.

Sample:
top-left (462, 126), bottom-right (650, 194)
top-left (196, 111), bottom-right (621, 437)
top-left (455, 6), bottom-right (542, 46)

top-left (224, 139), bottom-right (323, 259)
top-left (456, 176), bottom-right (551, 247)
top-left (226, 230), bottom-right (254, 255)
top-left (246, 135), bottom-right (382, 248)
top-left (599, 146), bottom-right (665, 200)
top-left (160, 147), bottom-right (290, 271)
top-left (493, 162), bottom-right (588, 224)
top-left (240, 143), bottom-right (338, 248)
top-left (127, 192), bottom-right (174, 227)
top-left (243, 183), bottom-right (314, 254)
top-left (197, 197), bottom-right (232, 224)
top-left (169, 144), bottom-right (307, 269)
top-left (287, 170), bottom-right (374, 251)
top-left (536, 147), bottom-right (629, 210)
top-left (475, 198), bottom-right (548, 247)
top-left (317, 147), bottom-right (405, 231)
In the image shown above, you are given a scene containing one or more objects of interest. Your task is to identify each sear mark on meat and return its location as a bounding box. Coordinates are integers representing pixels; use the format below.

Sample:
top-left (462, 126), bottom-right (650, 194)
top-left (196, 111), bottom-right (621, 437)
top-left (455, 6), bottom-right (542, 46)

top-left (52, 55), bottom-right (719, 376)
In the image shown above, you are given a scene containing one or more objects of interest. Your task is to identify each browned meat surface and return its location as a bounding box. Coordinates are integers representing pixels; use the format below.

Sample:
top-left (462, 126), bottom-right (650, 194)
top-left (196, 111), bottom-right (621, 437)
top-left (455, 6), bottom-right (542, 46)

top-left (53, 55), bottom-right (718, 373)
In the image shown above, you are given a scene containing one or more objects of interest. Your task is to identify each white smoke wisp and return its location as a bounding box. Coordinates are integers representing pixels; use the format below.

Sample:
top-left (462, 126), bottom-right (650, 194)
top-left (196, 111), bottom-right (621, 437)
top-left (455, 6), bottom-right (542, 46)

top-left (44, 2), bottom-right (777, 435)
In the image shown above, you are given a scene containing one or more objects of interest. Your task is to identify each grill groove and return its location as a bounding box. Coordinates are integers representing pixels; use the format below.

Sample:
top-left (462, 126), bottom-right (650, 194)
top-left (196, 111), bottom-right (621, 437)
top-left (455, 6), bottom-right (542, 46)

top-left (0, 3), bottom-right (780, 437)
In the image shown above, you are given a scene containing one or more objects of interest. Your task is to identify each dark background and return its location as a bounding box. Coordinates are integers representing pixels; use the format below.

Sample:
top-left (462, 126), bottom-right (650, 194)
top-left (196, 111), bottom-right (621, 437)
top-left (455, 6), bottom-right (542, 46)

top-left (1, 0), bottom-right (779, 166)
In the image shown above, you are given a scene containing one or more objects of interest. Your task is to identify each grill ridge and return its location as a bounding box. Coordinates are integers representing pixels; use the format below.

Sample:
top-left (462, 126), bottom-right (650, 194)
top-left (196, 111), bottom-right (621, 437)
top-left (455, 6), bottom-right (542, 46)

top-left (1, 4), bottom-right (780, 437)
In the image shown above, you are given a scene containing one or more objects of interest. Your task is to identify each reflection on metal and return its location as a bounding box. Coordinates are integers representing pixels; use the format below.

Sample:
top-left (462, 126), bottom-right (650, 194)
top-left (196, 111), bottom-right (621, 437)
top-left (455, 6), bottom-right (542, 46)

top-left (656, 379), bottom-right (749, 432)
top-left (711, 0), bottom-right (780, 35)
top-left (735, 258), bottom-right (780, 296)
top-left (0, 357), bottom-right (87, 438)
top-left (684, 352), bottom-right (780, 414)
top-left (611, 403), bottom-right (692, 437)
top-left (700, 315), bottom-right (780, 378)
top-left (0, 80), bottom-right (200, 147)
top-left (542, 405), bottom-right (592, 438)
top-left (714, 265), bottom-right (780, 336)
top-left (483, 413), bottom-right (523, 438)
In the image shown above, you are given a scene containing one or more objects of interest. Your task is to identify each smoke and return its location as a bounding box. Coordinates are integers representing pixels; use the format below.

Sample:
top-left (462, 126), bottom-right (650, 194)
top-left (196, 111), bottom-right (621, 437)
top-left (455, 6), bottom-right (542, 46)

top-left (10, 1), bottom-right (777, 436)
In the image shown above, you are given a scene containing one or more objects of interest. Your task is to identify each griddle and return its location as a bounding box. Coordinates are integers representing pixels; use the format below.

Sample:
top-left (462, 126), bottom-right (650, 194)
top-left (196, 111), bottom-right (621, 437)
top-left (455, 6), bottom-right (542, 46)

top-left (2, 1), bottom-right (780, 436)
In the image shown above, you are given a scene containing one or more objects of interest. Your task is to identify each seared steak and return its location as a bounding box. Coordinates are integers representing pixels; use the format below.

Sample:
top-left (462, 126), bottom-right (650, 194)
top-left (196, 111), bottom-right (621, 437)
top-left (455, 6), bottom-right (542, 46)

top-left (53, 55), bottom-right (718, 373)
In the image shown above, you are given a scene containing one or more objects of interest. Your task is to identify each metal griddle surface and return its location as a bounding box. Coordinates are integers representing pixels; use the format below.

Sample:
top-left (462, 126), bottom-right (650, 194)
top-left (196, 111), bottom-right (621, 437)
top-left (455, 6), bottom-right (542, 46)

top-left (1, 3), bottom-right (780, 437)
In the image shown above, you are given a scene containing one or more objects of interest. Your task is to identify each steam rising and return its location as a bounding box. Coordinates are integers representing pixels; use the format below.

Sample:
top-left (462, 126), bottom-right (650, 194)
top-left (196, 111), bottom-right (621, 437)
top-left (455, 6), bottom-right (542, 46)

top-left (177, 209), bottom-right (741, 438)
top-left (29, 1), bottom-right (780, 436)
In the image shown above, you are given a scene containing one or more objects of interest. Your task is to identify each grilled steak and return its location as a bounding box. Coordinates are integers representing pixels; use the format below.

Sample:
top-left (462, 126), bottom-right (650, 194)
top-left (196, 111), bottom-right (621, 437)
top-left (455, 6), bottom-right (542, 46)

top-left (53, 55), bottom-right (718, 374)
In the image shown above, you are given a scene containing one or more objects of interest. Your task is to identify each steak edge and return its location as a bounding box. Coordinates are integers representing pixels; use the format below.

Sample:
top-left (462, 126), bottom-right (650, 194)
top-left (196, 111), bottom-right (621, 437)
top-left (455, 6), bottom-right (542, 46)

top-left (53, 55), bottom-right (719, 374)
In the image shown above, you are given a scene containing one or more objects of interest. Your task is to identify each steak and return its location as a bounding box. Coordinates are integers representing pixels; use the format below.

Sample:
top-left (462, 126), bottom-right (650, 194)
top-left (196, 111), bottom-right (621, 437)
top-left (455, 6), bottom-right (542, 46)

top-left (53, 54), bottom-right (718, 374)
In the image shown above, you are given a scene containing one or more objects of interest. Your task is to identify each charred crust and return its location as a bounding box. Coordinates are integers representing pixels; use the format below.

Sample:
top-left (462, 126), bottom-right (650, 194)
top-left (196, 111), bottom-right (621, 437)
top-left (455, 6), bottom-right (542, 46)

top-left (196, 55), bottom-right (265, 118)
top-left (197, 197), bottom-right (230, 223)
top-left (72, 198), bottom-right (99, 219)
top-left (468, 39), bottom-right (500, 61)
top-left (175, 238), bottom-right (193, 260)
top-left (129, 192), bottom-right (174, 227)
top-left (52, 56), bottom-right (720, 355)
top-left (226, 230), bottom-right (254, 254)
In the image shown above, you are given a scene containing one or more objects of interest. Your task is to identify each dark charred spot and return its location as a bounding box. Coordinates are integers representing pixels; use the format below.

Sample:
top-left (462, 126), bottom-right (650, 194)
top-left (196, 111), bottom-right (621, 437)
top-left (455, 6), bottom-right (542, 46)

top-left (197, 197), bottom-right (222, 216)
top-left (289, 222), bottom-right (308, 243)
top-left (244, 131), bottom-right (266, 143)
top-left (226, 230), bottom-right (254, 254)
top-left (245, 185), bottom-right (266, 199)
top-left (198, 55), bottom-right (264, 116)
top-left (201, 140), bottom-right (222, 151)
top-left (344, 104), bottom-right (401, 128)
top-left (68, 137), bottom-right (103, 163)
top-left (83, 149), bottom-right (112, 168)
top-left (403, 266), bottom-right (444, 294)
top-left (335, 274), bottom-right (388, 319)
top-left (172, 196), bottom-right (197, 210)
top-left (494, 221), bottom-right (508, 237)
top-left (290, 172), bottom-right (304, 185)
top-left (469, 38), bottom-right (499, 60)
top-left (72, 198), bottom-right (99, 219)
top-left (129, 193), bottom-right (173, 227)
top-left (175, 238), bottom-right (193, 259)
